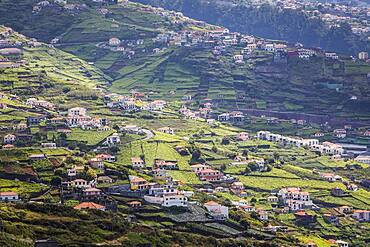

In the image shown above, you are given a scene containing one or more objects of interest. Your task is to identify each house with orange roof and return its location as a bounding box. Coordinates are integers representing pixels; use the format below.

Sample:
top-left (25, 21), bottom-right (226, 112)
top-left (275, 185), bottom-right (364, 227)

top-left (129, 175), bottom-right (149, 191)
top-left (73, 202), bottom-right (105, 211)
top-left (0, 191), bottom-right (19, 201)
top-left (127, 201), bottom-right (142, 208)
top-left (153, 159), bottom-right (178, 170)
top-left (2, 144), bottom-right (14, 149)
top-left (131, 157), bottom-right (145, 169)
top-left (236, 132), bottom-right (249, 141)
top-left (96, 153), bottom-right (116, 162)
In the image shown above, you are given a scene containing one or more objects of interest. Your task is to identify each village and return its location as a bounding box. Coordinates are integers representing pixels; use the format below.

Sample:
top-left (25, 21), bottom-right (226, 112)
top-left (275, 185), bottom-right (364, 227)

top-left (0, 0), bottom-right (369, 246)
top-left (0, 79), bottom-right (369, 246)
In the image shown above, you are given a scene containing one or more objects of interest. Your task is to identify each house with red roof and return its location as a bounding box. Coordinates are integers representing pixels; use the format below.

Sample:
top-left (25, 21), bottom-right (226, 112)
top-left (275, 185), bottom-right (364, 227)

top-left (198, 169), bottom-right (223, 182)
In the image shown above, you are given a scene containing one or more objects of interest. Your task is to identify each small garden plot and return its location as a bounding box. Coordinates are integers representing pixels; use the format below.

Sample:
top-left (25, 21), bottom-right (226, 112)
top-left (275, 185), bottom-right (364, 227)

top-left (0, 178), bottom-right (47, 196)
top-left (167, 170), bottom-right (202, 185)
top-left (282, 164), bottom-right (318, 179)
top-left (351, 189), bottom-right (370, 206)
top-left (297, 235), bottom-right (333, 247)
top-left (41, 148), bottom-right (71, 156)
top-left (237, 175), bottom-right (346, 191)
top-left (250, 168), bottom-right (300, 179)
top-left (0, 148), bottom-right (44, 162)
top-left (151, 131), bottom-right (183, 143)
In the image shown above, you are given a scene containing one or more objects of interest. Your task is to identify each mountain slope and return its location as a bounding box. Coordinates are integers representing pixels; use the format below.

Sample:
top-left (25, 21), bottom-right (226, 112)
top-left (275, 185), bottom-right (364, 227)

top-left (0, 25), bottom-right (108, 109)
top-left (1, 1), bottom-right (370, 119)
top-left (132, 0), bottom-right (370, 54)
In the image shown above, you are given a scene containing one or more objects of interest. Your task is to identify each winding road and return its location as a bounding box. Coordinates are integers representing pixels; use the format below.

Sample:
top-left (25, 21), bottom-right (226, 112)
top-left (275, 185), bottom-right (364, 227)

top-left (141, 128), bottom-right (154, 140)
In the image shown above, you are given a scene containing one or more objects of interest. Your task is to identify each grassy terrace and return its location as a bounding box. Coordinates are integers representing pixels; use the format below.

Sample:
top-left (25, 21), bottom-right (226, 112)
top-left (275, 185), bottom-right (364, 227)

top-left (0, 148), bottom-right (71, 162)
top-left (0, 179), bottom-right (47, 196)
top-left (67, 129), bottom-right (116, 146)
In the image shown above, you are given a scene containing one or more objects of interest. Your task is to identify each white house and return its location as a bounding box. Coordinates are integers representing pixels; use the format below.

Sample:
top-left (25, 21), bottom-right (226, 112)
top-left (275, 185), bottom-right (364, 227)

top-left (233, 54), bottom-right (243, 63)
top-left (105, 133), bottom-right (120, 145)
top-left (352, 210), bottom-right (370, 222)
top-left (258, 210), bottom-right (269, 221)
top-left (335, 240), bottom-right (349, 247)
top-left (264, 43), bottom-right (275, 52)
top-left (0, 191), bottom-right (19, 202)
top-left (162, 193), bottom-right (188, 207)
top-left (95, 154), bottom-right (116, 162)
top-left (333, 129), bottom-right (346, 138)
top-left (71, 179), bottom-right (90, 188)
top-left (267, 195), bottom-right (279, 203)
top-left (278, 187), bottom-right (312, 211)
top-left (354, 155), bottom-right (370, 164)
top-left (358, 51), bottom-right (368, 60)
top-left (257, 131), bottom-right (344, 156)
top-left (325, 52), bottom-right (338, 59)
top-left (3, 134), bottom-right (16, 144)
top-left (41, 142), bottom-right (57, 149)
top-left (320, 173), bottom-right (342, 182)
top-left (190, 164), bottom-right (210, 175)
top-left (109, 37), bottom-right (120, 46)
top-left (144, 188), bottom-right (188, 207)
top-left (26, 98), bottom-right (54, 110)
top-left (68, 107), bottom-right (87, 117)
top-left (67, 168), bottom-right (77, 177)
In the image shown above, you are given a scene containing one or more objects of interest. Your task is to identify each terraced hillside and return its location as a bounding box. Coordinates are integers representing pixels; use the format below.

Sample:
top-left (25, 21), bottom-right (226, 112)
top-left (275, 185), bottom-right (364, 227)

top-left (0, 25), bottom-right (109, 126)
top-left (1, 0), bottom-right (370, 120)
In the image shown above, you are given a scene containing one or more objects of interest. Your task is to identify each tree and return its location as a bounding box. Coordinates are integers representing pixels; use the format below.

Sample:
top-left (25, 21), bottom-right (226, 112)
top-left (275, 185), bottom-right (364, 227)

top-left (243, 166), bottom-right (251, 175)
top-left (221, 137), bottom-right (230, 145)
top-left (51, 176), bottom-right (62, 186)
top-left (240, 218), bottom-right (250, 229)
top-left (191, 149), bottom-right (202, 161)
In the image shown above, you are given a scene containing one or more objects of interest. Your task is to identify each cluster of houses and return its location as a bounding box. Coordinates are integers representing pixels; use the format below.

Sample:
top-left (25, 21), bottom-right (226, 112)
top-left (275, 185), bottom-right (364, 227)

top-left (270, 0), bottom-right (370, 38)
top-left (277, 187), bottom-right (313, 211)
top-left (257, 131), bottom-right (344, 155)
top-left (26, 98), bottom-right (55, 110)
top-left (104, 92), bottom-right (167, 112)
top-left (1, 102), bottom-right (121, 148)
top-left (131, 157), bottom-right (178, 171)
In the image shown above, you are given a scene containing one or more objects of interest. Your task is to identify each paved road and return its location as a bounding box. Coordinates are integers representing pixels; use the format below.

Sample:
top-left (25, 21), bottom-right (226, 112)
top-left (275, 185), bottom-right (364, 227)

top-left (141, 129), bottom-right (154, 140)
